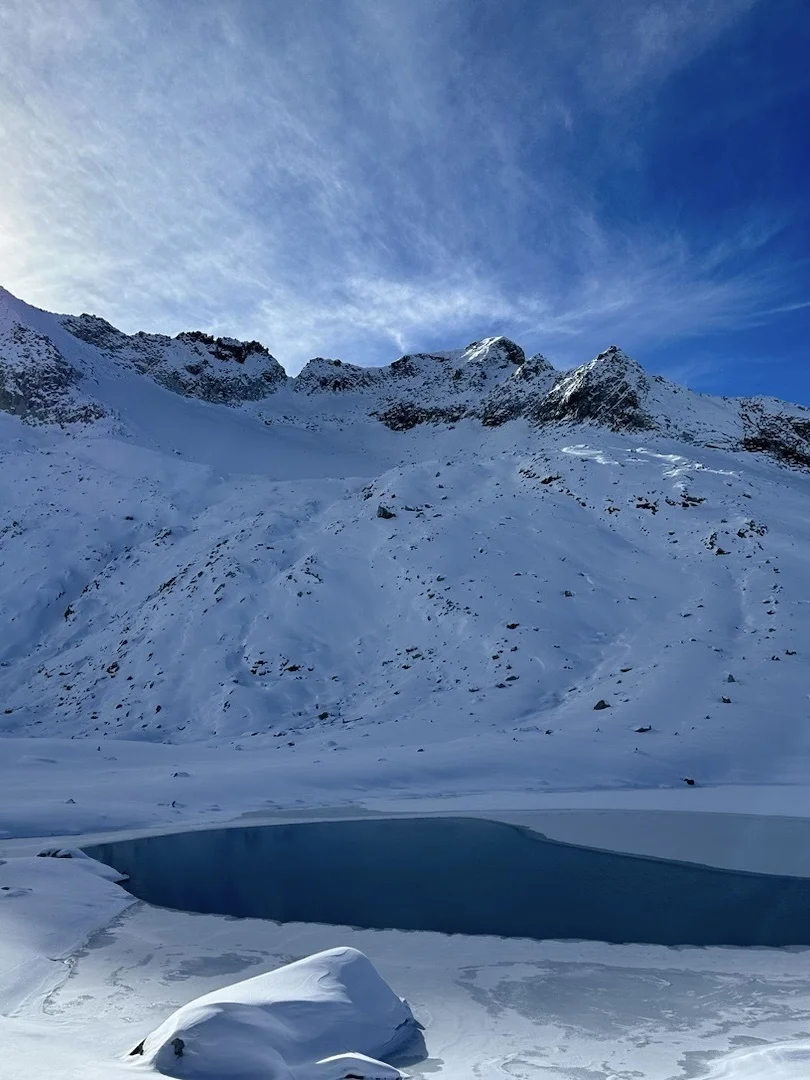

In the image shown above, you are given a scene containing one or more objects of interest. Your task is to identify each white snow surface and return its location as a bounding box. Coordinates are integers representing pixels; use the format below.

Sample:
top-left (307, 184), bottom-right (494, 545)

top-left (1, 283), bottom-right (810, 798)
top-left (2, 284), bottom-right (810, 1078)
top-left (133, 947), bottom-right (414, 1080)
top-left (703, 1043), bottom-right (810, 1079)
top-left (3, 857), bottom-right (810, 1080)
top-left (0, 848), bottom-right (128, 1016)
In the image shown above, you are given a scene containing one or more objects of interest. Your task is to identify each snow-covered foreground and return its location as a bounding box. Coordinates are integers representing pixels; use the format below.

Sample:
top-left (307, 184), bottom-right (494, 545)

top-left (132, 945), bottom-right (418, 1080)
top-left (2, 849), bottom-right (810, 1080)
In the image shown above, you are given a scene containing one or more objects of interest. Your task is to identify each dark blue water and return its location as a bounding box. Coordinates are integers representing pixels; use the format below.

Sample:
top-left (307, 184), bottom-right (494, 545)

top-left (84, 816), bottom-right (810, 946)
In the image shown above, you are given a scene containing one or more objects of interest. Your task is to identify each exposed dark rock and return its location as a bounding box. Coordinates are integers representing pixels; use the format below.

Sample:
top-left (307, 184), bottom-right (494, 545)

top-left (466, 337), bottom-right (526, 366)
top-left (374, 403), bottom-right (467, 432)
top-left (479, 353), bottom-right (556, 426)
top-left (0, 324), bottom-right (105, 425)
top-left (62, 315), bottom-right (286, 405)
top-left (738, 400), bottom-right (810, 468)
top-left (531, 347), bottom-right (655, 431)
top-left (61, 313), bottom-right (125, 350)
top-left (740, 434), bottom-right (810, 468)
top-left (295, 357), bottom-right (381, 393)
top-left (389, 353), bottom-right (447, 378)
top-left (175, 330), bottom-right (270, 366)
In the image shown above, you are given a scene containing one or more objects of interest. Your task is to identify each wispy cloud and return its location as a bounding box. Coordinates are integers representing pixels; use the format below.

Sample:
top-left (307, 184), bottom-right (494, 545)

top-left (0, 0), bottom-right (801, 375)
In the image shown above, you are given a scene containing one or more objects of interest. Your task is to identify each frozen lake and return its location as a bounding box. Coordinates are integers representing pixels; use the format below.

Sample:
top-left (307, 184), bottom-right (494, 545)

top-left (84, 814), bottom-right (810, 946)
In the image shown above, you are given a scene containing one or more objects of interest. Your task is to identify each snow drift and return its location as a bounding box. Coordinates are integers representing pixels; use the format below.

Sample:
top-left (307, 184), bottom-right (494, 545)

top-left (129, 946), bottom-right (418, 1080)
top-left (704, 1040), bottom-right (810, 1078)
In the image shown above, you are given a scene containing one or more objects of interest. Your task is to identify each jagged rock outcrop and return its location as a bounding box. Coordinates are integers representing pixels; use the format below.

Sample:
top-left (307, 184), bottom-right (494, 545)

top-left (371, 337), bottom-right (532, 429)
top-left (294, 357), bottom-right (382, 394)
top-left (374, 403), bottom-right (468, 431)
top-left (738, 398), bottom-right (810, 468)
top-left (0, 323), bottom-right (105, 425)
top-left (530, 346), bottom-right (655, 431)
top-left (480, 353), bottom-right (557, 426)
top-left (0, 286), bottom-right (808, 470)
top-left (62, 315), bottom-right (286, 404)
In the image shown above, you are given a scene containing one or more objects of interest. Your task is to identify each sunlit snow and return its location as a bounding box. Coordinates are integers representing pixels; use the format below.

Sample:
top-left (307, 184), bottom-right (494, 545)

top-left (2, 285), bottom-right (810, 1077)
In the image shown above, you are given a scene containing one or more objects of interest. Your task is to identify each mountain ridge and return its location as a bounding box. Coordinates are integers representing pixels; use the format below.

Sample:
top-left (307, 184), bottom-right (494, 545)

top-left (1, 286), bottom-right (810, 470)
top-left (1, 283), bottom-right (810, 796)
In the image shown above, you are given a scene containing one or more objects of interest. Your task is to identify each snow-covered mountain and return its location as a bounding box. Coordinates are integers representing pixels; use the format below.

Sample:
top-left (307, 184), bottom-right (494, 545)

top-left (4, 284), bottom-right (810, 455)
top-left (1, 283), bottom-right (809, 791)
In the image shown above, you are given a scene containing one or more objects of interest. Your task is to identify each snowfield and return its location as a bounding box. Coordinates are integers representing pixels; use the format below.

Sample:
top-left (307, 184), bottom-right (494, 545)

top-left (2, 284), bottom-right (810, 1077)
top-left (4, 847), bottom-right (810, 1080)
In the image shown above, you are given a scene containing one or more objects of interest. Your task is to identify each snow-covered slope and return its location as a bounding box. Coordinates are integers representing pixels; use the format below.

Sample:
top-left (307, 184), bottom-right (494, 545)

top-left (1, 285), bottom-right (810, 793)
top-left (4, 284), bottom-right (810, 1080)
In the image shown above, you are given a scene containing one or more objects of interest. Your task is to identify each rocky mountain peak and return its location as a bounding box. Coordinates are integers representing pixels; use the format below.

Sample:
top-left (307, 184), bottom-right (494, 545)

top-left (173, 330), bottom-right (279, 369)
top-left (61, 313), bottom-right (126, 351)
top-left (2, 286), bottom-right (810, 472)
top-left (510, 352), bottom-right (555, 382)
top-left (60, 315), bottom-right (286, 404)
top-left (295, 357), bottom-right (382, 394)
top-left (461, 336), bottom-right (525, 368)
top-left (533, 345), bottom-right (655, 431)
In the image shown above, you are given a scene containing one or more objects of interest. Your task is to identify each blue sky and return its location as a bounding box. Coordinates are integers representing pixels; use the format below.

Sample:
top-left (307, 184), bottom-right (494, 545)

top-left (0, 0), bottom-right (808, 398)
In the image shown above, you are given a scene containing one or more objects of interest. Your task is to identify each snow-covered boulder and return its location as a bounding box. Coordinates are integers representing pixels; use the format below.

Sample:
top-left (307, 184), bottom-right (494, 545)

top-left (129, 947), bottom-right (418, 1080)
top-left (299, 1053), bottom-right (404, 1080)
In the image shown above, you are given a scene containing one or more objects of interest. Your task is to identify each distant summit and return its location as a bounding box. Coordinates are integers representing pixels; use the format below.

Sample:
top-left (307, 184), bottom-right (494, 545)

top-left (0, 285), bottom-right (809, 466)
top-left (62, 313), bottom-right (286, 404)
